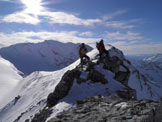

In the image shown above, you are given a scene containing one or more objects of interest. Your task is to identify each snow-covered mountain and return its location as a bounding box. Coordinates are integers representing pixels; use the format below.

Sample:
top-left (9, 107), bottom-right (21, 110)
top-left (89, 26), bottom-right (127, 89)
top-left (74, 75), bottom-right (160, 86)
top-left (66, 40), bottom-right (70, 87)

top-left (127, 53), bottom-right (162, 67)
top-left (0, 40), bottom-right (92, 75)
top-left (127, 54), bottom-right (162, 93)
top-left (144, 53), bottom-right (162, 68)
top-left (0, 56), bottom-right (22, 109)
top-left (0, 45), bottom-right (162, 122)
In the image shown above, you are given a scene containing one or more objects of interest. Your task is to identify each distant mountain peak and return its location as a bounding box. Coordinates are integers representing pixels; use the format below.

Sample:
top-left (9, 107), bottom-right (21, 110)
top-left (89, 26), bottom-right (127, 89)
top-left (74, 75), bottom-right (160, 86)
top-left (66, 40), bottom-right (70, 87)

top-left (144, 53), bottom-right (162, 62)
top-left (0, 40), bottom-right (92, 75)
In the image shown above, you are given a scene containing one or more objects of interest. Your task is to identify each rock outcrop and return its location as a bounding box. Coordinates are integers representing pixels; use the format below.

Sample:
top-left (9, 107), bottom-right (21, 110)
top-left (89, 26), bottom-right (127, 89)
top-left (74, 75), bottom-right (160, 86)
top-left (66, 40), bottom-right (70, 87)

top-left (47, 61), bottom-right (109, 108)
top-left (44, 47), bottom-right (134, 120)
top-left (47, 69), bottom-right (81, 107)
top-left (102, 55), bottom-right (130, 86)
top-left (31, 108), bottom-right (52, 122)
top-left (48, 89), bottom-right (162, 122)
top-left (32, 46), bottom-right (161, 122)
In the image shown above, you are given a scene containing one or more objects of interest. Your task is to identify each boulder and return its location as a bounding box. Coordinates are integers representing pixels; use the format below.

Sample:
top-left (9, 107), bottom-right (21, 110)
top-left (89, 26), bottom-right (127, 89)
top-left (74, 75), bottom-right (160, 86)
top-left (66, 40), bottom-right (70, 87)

top-left (87, 70), bottom-right (108, 84)
top-left (47, 69), bottom-right (81, 107)
top-left (116, 87), bottom-right (136, 100)
top-left (114, 71), bottom-right (130, 86)
top-left (103, 56), bottom-right (123, 73)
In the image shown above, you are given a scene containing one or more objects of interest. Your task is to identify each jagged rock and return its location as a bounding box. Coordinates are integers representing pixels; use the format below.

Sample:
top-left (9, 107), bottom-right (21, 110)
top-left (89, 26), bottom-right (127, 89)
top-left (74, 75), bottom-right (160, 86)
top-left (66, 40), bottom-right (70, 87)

top-left (47, 60), bottom-right (109, 108)
top-left (87, 70), bottom-right (108, 84)
top-left (97, 52), bottom-right (130, 86)
top-left (103, 56), bottom-right (123, 73)
top-left (25, 119), bottom-right (30, 122)
top-left (99, 53), bottom-right (130, 86)
top-left (76, 78), bottom-right (87, 84)
top-left (48, 92), bottom-right (162, 122)
top-left (155, 102), bottom-right (162, 122)
top-left (43, 49), bottom-right (134, 122)
top-left (45, 47), bottom-right (137, 121)
top-left (47, 69), bottom-right (81, 107)
top-left (114, 71), bottom-right (130, 86)
top-left (47, 50), bottom-right (131, 108)
top-left (31, 107), bottom-right (52, 122)
top-left (85, 61), bottom-right (95, 71)
top-left (102, 55), bottom-right (120, 73)
top-left (116, 88), bottom-right (136, 100)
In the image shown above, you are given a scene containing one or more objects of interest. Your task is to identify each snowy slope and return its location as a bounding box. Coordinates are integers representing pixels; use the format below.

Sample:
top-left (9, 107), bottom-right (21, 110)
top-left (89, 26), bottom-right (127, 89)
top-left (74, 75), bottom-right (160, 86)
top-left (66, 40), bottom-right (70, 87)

top-left (127, 53), bottom-right (162, 68)
top-left (0, 56), bottom-right (22, 109)
top-left (0, 40), bottom-right (92, 75)
top-left (127, 54), bottom-right (162, 97)
top-left (0, 59), bottom-right (81, 122)
top-left (0, 45), bottom-right (162, 122)
top-left (144, 53), bottom-right (162, 68)
top-left (144, 53), bottom-right (162, 62)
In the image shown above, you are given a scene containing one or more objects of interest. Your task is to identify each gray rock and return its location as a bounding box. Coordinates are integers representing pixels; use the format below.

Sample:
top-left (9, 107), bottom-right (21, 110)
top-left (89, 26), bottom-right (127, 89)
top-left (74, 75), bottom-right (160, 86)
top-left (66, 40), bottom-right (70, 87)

top-left (114, 71), bottom-right (130, 86)
top-left (101, 54), bottom-right (130, 86)
top-left (47, 69), bottom-right (81, 107)
top-left (48, 92), bottom-right (162, 122)
top-left (116, 88), bottom-right (136, 100)
top-left (87, 70), bottom-right (108, 84)
top-left (31, 107), bottom-right (52, 122)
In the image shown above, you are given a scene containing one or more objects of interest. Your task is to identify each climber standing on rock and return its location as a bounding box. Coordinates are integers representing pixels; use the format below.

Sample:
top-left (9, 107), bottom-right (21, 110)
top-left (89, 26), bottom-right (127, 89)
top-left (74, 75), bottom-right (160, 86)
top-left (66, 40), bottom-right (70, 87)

top-left (79, 43), bottom-right (90, 64)
top-left (96, 39), bottom-right (109, 60)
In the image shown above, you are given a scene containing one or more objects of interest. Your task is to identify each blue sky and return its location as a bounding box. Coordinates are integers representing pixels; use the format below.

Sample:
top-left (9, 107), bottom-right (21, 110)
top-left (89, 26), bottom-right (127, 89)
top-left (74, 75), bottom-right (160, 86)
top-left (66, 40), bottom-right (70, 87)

top-left (0, 0), bottom-right (162, 55)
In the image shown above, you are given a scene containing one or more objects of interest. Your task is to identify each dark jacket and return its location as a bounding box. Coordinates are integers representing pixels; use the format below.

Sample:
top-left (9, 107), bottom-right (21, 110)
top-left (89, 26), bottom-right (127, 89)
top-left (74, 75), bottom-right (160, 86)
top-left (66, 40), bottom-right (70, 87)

top-left (96, 40), bottom-right (106, 53)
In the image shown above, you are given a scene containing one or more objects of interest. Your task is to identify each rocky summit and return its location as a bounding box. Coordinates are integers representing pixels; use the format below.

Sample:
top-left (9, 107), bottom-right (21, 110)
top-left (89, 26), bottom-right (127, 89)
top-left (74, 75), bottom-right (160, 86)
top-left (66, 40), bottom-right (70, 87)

top-left (48, 90), bottom-right (162, 122)
top-left (46, 49), bottom-right (130, 108)
top-left (30, 45), bottom-right (162, 122)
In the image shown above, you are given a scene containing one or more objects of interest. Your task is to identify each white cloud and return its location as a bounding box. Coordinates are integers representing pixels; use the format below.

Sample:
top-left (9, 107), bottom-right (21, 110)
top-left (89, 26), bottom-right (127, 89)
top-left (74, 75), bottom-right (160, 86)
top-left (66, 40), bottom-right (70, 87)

top-left (79, 31), bottom-right (93, 37)
top-left (128, 18), bottom-right (144, 23)
top-left (0, 0), bottom-right (19, 4)
top-left (1, 9), bottom-right (102, 26)
top-left (103, 18), bottom-right (144, 30)
top-left (102, 10), bottom-right (144, 30)
top-left (2, 12), bottom-right (40, 25)
top-left (102, 10), bottom-right (127, 21)
top-left (39, 11), bottom-right (102, 26)
top-left (1, 7), bottom-right (141, 29)
top-left (0, 31), bottom-right (99, 47)
top-left (105, 31), bottom-right (144, 41)
top-left (105, 21), bottom-right (135, 29)
top-left (110, 41), bottom-right (162, 55)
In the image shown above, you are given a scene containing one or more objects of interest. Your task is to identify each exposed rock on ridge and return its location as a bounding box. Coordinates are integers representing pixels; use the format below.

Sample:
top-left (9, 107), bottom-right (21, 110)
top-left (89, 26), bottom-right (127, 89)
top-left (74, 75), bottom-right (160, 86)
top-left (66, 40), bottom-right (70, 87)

top-left (47, 69), bottom-right (81, 107)
top-left (31, 45), bottom-right (161, 122)
top-left (49, 92), bottom-right (162, 122)
top-left (46, 47), bottom-right (132, 108)
top-left (32, 46), bottom-right (134, 122)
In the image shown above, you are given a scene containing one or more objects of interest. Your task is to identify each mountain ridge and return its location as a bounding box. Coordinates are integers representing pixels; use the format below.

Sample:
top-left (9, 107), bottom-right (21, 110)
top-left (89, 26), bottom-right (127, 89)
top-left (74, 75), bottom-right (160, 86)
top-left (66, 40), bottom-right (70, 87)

top-left (0, 43), bottom-right (162, 122)
top-left (0, 40), bottom-right (92, 75)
